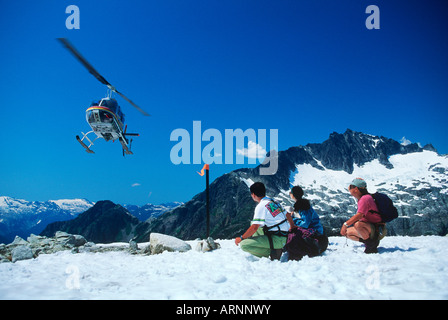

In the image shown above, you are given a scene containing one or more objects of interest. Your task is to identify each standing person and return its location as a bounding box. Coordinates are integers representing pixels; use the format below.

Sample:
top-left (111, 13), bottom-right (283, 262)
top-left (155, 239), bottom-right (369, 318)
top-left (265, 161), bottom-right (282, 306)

top-left (283, 186), bottom-right (328, 260)
top-left (235, 182), bottom-right (292, 260)
top-left (340, 178), bottom-right (383, 253)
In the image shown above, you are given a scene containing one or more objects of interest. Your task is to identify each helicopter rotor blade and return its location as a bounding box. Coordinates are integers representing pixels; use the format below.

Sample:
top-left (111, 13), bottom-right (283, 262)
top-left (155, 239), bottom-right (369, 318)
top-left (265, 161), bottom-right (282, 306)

top-left (57, 38), bottom-right (111, 87)
top-left (58, 38), bottom-right (150, 117)
top-left (115, 90), bottom-right (150, 116)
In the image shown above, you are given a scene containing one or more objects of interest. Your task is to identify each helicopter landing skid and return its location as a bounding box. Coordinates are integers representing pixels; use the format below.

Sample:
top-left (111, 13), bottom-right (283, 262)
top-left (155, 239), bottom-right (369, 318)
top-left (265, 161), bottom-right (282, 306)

top-left (119, 137), bottom-right (133, 155)
top-left (76, 131), bottom-right (96, 154)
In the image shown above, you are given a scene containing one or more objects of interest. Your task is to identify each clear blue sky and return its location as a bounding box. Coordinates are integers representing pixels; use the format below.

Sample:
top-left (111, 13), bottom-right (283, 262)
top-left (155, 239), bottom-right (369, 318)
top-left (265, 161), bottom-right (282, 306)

top-left (1, 0), bottom-right (447, 205)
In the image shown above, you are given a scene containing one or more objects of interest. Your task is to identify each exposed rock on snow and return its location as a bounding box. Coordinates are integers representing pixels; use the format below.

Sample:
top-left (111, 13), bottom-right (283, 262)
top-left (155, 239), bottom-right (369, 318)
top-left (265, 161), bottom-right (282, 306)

top-left (0, 230), bottom-right (199, 263)
top-left (0, 233), bottom-right (89, 263)
top-left (149, 233), bottom-right (191, 254)
top-left (55, 231), bottom-right (87, 247)
top-left (11, 245), bottom-right (34, 263)
top-left (195, 237), bottom-right (221, 252)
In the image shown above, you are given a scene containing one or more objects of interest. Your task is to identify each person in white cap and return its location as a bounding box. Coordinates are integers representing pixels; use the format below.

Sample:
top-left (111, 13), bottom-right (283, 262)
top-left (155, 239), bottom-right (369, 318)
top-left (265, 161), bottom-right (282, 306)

top-left (340, 178), bottom-right (382, 253)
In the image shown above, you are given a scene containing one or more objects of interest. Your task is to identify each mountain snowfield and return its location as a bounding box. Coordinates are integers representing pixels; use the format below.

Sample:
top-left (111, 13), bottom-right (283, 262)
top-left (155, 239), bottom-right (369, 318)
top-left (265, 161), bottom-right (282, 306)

top-left (290, 150), bottom-right (448, 196)
top-left (241, 149), bottom-right (448, 204)
top-left (0, 236), bottom-right (447, 300)
top-left (281, 150), bottom-right (448, 211)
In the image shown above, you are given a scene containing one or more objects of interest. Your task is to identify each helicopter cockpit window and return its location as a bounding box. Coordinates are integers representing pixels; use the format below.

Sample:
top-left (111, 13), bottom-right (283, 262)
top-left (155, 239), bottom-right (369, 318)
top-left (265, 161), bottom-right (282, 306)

top-left (99, 99), bottom-right (118, 113)
top-left (86, 110), bottom-right (94, 123)
top-left (100, 110), bottom-right (113, 123)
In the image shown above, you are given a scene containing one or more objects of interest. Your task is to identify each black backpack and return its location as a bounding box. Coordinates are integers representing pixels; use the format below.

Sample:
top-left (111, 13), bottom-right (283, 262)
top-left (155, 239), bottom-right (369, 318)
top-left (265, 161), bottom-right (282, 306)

top-left (370, 192), bottom-right (398, 223)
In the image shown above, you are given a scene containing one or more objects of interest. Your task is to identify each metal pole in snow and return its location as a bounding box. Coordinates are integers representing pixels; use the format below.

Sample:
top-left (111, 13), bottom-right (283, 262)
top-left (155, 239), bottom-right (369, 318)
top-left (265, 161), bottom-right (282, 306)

top-left (197, 164), bottom-right (210, 238)
top-left (206, 167), bottom-right (210, 238)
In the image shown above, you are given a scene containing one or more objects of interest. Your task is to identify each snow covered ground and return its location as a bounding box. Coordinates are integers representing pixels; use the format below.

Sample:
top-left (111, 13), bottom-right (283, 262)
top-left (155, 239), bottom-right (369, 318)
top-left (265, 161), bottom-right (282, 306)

top-left (1, 236), bottom-right (447, 300)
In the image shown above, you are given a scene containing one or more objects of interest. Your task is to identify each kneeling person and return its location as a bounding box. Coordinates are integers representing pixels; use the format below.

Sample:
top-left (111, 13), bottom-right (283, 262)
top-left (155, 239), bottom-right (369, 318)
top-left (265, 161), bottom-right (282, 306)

top-left (235, 182), bottom-right (291, 260)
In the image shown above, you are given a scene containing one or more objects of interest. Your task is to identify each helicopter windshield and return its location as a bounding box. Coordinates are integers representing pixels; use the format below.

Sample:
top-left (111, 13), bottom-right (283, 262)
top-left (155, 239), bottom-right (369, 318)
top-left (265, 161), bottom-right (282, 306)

top-left (99, 99), bottom-right (118, 113)
top-left (86, 99), bottom-right (124, 123)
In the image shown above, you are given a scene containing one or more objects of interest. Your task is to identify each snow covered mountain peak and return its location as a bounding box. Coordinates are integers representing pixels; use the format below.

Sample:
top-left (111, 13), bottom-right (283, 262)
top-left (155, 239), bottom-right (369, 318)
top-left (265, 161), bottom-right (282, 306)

top-left (289, 150), bottom-right (448, 195)
top-left (0, 197), bottom-right (95, 243)
top-left (0, 196), bottom-right (94, 215)
top-left (48, 199), bottom-right (94, 213)
top-left (0, 196), bottom-right (30, 212)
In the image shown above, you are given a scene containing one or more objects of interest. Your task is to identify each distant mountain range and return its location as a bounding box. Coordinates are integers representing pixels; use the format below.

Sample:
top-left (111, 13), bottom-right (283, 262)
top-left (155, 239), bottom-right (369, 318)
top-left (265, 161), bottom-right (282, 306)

top-left (2, 129), bottom-right (447, 244)
top-left (124, 202), bottom-right (183, 222)
top-left (0, 198), bottom-right (93, 243)
top-left (0, 197), bottom-right (180, 243)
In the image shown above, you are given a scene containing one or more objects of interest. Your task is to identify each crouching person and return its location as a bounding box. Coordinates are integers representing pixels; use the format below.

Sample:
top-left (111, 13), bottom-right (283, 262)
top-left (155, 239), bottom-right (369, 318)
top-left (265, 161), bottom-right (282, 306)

top-left (283, 186), bottom-right (328, 261)
top-left (340, 178), bottom-right (386, 254)
top-left (235, 182), bottom-right (292, 260)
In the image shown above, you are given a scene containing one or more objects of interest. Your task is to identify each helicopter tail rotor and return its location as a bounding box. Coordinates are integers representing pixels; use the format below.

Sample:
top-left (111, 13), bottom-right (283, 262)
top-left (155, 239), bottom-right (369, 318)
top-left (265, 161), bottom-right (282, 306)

top-left (123, 124), bottom-right (139, 137)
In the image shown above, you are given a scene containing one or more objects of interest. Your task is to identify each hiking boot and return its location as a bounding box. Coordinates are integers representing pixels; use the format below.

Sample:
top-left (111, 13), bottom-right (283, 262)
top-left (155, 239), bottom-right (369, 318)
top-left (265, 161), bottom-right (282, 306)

top-left (363, 238), bottom-right (379, 254)
top-left (270, 249), bottom-right (283, 261)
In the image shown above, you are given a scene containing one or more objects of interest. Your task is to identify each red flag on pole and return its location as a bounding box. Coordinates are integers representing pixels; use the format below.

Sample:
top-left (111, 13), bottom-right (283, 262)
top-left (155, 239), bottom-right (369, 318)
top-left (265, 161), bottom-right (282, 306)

top-left (197, 164), bottom-right (210, 176)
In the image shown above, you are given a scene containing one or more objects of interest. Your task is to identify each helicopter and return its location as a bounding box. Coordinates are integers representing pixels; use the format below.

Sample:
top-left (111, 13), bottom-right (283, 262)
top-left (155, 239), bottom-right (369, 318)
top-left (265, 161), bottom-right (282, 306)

top-left (57, 38), bottom-right (149, 155)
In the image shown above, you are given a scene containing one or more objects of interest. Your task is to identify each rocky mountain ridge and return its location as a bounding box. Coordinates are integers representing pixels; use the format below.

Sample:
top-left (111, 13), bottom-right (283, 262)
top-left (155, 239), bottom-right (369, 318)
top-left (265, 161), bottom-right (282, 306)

top-left (40, 201), bottom-right (142, 243)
